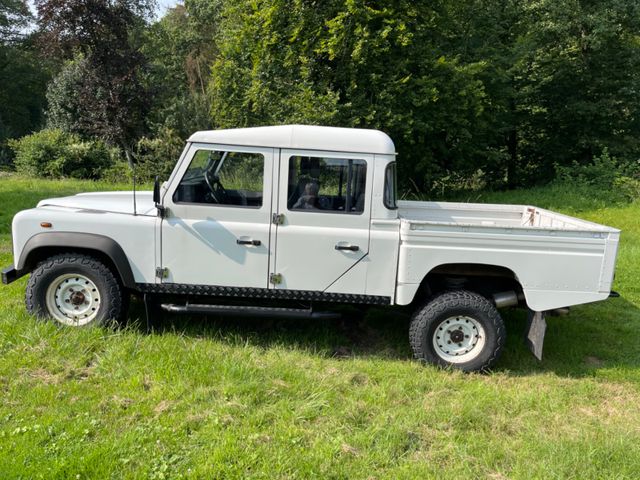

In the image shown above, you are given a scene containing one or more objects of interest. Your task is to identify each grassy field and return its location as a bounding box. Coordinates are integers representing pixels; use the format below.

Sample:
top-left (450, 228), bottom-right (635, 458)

top-left (0, 174), bottom-right (639, 479)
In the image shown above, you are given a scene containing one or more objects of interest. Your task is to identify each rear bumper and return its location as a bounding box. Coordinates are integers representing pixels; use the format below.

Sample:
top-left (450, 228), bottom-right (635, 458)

top-left (1, 266), bottom-right (21, 285)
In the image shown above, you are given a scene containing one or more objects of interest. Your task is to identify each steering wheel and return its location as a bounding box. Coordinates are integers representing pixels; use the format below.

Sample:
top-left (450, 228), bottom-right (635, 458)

top-left (204, 164), bottom-right (228, 204)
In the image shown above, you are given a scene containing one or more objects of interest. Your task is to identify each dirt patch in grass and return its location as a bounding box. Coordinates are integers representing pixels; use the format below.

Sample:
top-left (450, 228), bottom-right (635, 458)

top-left (27, 368), bottom-right (60, 385)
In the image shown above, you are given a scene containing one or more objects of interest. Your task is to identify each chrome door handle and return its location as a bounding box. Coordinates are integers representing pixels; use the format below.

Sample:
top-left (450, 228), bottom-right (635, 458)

top-left (335, 244), bottom-right (359, 252)
top-left (237, 239), bottom-right (261, 246)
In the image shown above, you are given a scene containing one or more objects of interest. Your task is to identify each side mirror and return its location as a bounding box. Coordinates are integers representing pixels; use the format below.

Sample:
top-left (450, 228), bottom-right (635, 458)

top-left (153, 176), bottom-right (161, 205)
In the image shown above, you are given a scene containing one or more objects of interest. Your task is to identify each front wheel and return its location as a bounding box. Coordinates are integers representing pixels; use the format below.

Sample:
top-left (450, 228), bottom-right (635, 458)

top-left (26, 253), bottom-right (125, 327)
top-left (409, 290), bottom-right (505, 372)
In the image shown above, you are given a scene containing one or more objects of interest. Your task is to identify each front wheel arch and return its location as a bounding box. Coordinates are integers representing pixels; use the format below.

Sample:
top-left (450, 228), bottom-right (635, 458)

top-left (17, 232), bottom-right (136, 289)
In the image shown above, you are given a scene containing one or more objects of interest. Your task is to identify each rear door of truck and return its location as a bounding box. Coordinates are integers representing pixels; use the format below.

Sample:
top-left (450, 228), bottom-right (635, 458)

top-left (270, 149), bottom-right (373, 293)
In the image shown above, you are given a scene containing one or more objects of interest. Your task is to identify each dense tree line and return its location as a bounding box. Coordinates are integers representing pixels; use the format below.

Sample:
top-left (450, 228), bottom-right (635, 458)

top-left (2, 0), bottom-right (639, 195)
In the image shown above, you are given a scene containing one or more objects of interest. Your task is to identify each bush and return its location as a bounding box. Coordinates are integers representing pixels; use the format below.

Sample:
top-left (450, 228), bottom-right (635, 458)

top-left (8, 129), bottom-right (115, 179)
top-left (553, 149), bottom-right (640, 202)
top-left (101, 160), bottom-right (133, 183)
top-left (134, 127), bottom-right (185, 182)
top-left (614, 176), bottom-right (640, 202)
top-left (101, 128), bottom-right (185, 183)
top-left (554, 148), bottom-right (620, 189)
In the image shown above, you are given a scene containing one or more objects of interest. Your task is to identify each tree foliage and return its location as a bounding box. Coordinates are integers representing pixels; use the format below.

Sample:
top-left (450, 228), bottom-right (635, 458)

top-left (3, 0), bottom-right (640, 190)
top-left (142, 0), bottom-right (219, 138)
top-left (0, 1), bottom-right (50, 165)
top-left (207, 0), bottom-right (640, 193)
top-left (0, 0), bottom-right (30, 43)
top-left (36, 0), bottom-right (155, 164)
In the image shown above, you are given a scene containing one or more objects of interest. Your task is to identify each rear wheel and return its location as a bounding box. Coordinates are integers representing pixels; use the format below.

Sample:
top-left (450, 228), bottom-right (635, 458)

top-left (26, 253), bottom-right (125, 327)
top-left (409, 290), bottom-right (505, 372)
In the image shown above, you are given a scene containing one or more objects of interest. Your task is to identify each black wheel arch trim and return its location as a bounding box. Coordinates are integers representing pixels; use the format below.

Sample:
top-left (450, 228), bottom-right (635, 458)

top-left (16, 232), bottom-right (136, 288)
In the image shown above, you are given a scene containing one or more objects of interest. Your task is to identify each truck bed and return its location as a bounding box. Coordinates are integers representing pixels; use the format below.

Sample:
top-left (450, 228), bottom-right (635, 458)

top-left (398, 200), bottom-right (615, 232)
top-left (396, 200), bottom-right (620, 311)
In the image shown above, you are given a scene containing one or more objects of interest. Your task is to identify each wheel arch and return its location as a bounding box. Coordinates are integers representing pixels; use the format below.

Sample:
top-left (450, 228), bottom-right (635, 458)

top-left (411, 262), bottom-right (525, 305)
top-left (17, 232), bottom-right (136, 289)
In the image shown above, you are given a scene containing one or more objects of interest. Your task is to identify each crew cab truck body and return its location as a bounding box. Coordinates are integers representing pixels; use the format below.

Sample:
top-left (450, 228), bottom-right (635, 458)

top-left (2, 125), bottom-right (620, 371)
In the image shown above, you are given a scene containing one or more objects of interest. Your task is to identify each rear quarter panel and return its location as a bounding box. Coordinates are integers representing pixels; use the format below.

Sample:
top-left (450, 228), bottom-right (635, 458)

top-left (396, 221), bottom-right (619, 311)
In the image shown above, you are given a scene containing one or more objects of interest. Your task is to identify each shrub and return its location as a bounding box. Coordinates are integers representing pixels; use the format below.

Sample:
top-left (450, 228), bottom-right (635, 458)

top-left (8, 129), bottom-right (115, 179)
top-left (614, 176), bottom-right (640, 202)
top-left (554, 148), bottom-right (620, 189)
top-left (553, 149), bottom-right (640, 203)
top-left (101, 128), bottom-right (185, 183)
top-left (101, 160), bottom-right (132, 183)
top-left (9, 129), bottom-right (67, 177)
top-left (134, 127), bottom-right (185, 182)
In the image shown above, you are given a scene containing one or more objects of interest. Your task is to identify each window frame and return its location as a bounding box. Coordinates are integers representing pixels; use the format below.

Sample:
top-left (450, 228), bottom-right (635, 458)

top-left (286, 155), bottom-right (368, 216)
top-left (172, 147), bottom-right (266, 209)
top-left (383, 161), bottom-right (398, 210)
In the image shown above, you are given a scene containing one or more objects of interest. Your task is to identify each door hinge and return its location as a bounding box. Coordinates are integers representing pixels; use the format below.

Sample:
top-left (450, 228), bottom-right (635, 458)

top-left (155, 267), bottom-right (169, 279)
top-left (269, 273), bottom-right (282, 285)
top-left (272, 213), bottom-right (284, 225)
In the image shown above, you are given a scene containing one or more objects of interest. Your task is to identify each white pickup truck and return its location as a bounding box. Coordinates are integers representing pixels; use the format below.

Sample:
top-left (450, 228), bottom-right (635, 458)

top-left (2, 125), bottom-right (621, 371)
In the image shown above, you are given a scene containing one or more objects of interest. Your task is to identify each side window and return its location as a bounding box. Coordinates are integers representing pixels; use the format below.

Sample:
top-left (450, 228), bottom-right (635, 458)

top-left (173, 150), bottom-right (264, 207)
top-left (384, 162), bottom-right (398, 209)
top-left (287, 156), bottom-right (367, 214)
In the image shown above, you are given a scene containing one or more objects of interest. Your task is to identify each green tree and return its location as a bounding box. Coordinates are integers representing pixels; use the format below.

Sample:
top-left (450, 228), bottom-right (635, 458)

top-left (209, 0), bottom-right (340, 128)
top-left (0, 0), bottom-right (50, 165)
top-left (36, 0), bottom-right (155, 166)
top-left (143, 0), bottom-right (220, 138)
top-left (513, 0), bottom-right (640, 182)
top-left (209, 0), bottom-right (491, 192)
top-left (205, 0), bottom-right (640, 193)
top-left (0, 0), bottom-right (30, 42)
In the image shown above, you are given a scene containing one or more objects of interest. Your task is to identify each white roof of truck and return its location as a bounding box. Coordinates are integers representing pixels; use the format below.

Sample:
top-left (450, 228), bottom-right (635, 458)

top-left (188, 125), bottom-right (396, 155)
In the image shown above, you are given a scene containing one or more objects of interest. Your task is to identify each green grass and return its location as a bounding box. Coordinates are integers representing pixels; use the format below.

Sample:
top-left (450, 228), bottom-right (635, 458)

top-left (0, 174), bottom-right (639, 478)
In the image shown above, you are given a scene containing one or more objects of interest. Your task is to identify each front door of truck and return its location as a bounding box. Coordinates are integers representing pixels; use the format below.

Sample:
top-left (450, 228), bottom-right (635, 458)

top-left (271, 149), bottom-right (372, 293)
top-left (160, 143), bottom-right (275, 287)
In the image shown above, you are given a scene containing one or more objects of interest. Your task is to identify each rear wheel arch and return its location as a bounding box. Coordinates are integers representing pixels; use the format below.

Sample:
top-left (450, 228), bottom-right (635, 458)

top-left (17, 233), bottom-right (136, 289)
top-left (413, 263), bottom-right (526, 306)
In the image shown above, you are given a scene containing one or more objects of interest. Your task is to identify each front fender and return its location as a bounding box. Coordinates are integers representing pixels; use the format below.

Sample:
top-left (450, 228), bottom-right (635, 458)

top-left (16, 232), bottom-right (136, 288)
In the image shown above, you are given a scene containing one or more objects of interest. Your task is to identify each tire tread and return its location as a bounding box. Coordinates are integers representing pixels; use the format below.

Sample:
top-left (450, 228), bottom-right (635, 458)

top-left (409, 290), bottom-right (505, 372)
top-left (25, 253), bottom-right (124, 324)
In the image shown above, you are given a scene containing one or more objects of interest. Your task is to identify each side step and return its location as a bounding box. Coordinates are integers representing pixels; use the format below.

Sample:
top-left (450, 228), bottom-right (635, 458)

top-left (159, 303), bottom-right (341, 320)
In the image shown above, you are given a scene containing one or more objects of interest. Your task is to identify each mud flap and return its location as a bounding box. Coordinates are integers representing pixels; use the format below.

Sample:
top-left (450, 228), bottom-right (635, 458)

top-left (525, 310), bottom-right (547, 361)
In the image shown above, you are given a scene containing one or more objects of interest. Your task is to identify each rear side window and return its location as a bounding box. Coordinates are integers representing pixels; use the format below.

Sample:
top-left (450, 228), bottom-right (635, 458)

top-left (287, 156), bottom-right (367, 214)
top-left (173, 149), bottom-right (264, 207)
top-left (384, 162), bottom-right (398, 209)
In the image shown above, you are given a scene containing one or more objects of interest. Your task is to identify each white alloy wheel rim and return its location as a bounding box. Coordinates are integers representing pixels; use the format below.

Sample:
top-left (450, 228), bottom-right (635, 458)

top-left (432, 315), bottom-right (486, 364)
top-left (45, 273), bottom-right (101, 326)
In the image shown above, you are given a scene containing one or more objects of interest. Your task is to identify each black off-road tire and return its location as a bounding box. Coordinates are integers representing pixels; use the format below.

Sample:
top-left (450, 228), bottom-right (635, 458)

top-left (409, 290), bottom-right (505, 372)
top-left (26, 253), bottom-right (125, 327)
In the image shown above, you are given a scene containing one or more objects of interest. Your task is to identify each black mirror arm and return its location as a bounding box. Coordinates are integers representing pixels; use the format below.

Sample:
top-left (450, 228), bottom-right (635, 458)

top-left (153, 176), bottom-right (167, 218)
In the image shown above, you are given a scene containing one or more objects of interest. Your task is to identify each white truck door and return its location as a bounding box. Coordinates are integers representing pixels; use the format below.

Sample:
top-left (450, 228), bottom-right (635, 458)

top-left (272, 149), bottom-right (372, 293)
top-left (160, 143), bottom-right (275, 287)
